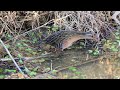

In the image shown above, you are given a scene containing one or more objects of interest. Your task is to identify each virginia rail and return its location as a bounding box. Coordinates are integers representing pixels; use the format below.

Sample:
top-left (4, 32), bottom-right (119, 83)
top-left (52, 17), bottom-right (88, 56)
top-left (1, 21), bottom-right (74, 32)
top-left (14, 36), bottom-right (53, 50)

top-left (40, 30), bottom-right (98, 53)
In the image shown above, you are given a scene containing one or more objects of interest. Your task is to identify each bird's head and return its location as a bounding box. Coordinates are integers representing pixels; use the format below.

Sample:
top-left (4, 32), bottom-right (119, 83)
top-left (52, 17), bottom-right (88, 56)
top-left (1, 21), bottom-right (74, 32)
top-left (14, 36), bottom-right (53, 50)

top-left (78, 31), bottom-right (98, 41)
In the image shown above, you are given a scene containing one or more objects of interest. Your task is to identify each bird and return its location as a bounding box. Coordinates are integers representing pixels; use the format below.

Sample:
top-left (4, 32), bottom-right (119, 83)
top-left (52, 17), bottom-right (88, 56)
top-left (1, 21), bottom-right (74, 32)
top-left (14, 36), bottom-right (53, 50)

top-left (39, 30), bottom-right (98, 54)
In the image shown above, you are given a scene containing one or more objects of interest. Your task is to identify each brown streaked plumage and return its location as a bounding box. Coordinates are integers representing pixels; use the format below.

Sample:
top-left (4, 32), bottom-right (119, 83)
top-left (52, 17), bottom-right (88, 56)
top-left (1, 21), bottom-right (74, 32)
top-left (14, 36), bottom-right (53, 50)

top-left (40, 30), bottom-right (97, 53)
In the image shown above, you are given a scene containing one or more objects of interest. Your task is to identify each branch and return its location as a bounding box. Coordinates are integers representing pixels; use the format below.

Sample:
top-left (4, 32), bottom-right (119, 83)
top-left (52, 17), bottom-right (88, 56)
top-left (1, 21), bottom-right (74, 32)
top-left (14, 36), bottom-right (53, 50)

top-left (0, 39), bottom-right (25, 76)
top-left (0, 53), bottom-right (55, 61)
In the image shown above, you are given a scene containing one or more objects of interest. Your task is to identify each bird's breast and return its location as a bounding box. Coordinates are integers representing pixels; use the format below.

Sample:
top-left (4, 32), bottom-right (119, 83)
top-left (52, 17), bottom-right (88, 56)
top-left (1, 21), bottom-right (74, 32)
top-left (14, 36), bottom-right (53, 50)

top-left (62, 35), bottom-right (81, 50)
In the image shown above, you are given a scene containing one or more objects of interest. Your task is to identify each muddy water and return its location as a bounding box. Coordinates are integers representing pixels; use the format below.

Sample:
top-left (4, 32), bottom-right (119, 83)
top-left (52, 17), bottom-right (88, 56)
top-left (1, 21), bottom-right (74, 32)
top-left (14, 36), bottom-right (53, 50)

top-left (37, 48), bottom-right (120, 79)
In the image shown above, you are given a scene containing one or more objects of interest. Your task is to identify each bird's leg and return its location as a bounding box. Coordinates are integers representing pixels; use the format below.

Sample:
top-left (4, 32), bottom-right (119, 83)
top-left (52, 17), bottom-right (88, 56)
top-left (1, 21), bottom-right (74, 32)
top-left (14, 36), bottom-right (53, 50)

top-left (52, 48), bottom-right (63, 57)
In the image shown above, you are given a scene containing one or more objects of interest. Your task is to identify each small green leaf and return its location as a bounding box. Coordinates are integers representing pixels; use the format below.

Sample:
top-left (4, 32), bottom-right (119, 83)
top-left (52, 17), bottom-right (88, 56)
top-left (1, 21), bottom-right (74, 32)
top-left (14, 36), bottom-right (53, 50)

top-left (7, 34), bottom-right (12, 38)
top-left (39, 58), bottom-right (45, 63)
top-left (33, 66), bottom-right (39, 72)
top-left (115, 32), bottom-right (119, 35)
top-left (17, 43), bottom-right (22, 46)
top-left (52, 26), bottom-right (59, 31)
top-left (80, 42), bottom-right (85, 46)
top-left (75, 71), bottom-right (81, 75)
top-left (24, 67), bottom-right (30, 73)
top-left (47, 76), bottom-right (52, 79)
top-left (111, 48), bottom-right (118, 52)
top-left (29, 71), bottom-right (37, 76)
top-left (23, 43), bottom-right (28, 47)
top-left (69, 66), bottom-right (77, 72)
top-left (106, 40), bottom-right (110, 43)
top-left (18, 54), bottom-right (22, 58)
top-left (5, 69), bottom-right (16, 73)
top-left (32, 52), bottom-right (37, 55)
top-left (92, 49), bottom-right (99, 56)
top-left (0, 68), bottom-right (4, 73)
top-left (88, 50), bottom-right (93, 53)
top-left (31, 33), bottom-right (35, 36)
top-left (33, 38), bottom-right (37, 43)
top-left (115, 36), bottom-right (120, 39)
top-left (51, 70), bottom-right (57, 74)
top-left (93, 51), bottom-right (99, 56)
top-left (19, 59), bottom-right (24, 64)
top-left (116, 40), bottom-right (120, 43)
top-left (5, 44), bottom-right (10, 49)
top-left (0, 75), bottom-right (5, 79)
top-left (43, 68), bottom-right (51, 72)
top-left (5, 55), bottom-right (9, 58)
top-left (93, 52), bottom-right (97, 55)
top-left (25, 48), bottom-right (32, 52)
top-left (110, 45), bottom-right (115, 49)
top-left (113, 42), bottom-right (118, 45)
top-left (47, 26), bottom-right (51, 29)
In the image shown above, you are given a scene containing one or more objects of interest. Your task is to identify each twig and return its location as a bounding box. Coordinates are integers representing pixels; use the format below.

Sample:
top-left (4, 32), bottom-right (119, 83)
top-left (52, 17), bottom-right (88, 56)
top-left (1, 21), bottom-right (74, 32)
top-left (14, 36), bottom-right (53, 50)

top-left (0, 53), bottom-right (55, 61)
top-left (13, 14), bottom-right (72, 40)
top-left (0, 39), bottom-right (25, 76)
top-left (0, 52), bottom-right (72, 62)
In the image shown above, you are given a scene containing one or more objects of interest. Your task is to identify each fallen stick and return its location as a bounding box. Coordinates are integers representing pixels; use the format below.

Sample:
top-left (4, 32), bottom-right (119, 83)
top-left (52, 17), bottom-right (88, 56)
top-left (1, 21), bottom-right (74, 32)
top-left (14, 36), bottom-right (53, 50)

top-left (0, 52), bottom-right (71, 62)
top-left (0, 53), bottom-right (55, 61)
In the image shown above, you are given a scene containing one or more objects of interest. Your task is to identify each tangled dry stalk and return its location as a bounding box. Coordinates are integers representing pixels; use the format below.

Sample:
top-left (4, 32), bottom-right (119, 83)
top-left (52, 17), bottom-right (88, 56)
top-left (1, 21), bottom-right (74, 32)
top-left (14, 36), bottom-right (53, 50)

top-left (0, 11), bottom-right (119, 42)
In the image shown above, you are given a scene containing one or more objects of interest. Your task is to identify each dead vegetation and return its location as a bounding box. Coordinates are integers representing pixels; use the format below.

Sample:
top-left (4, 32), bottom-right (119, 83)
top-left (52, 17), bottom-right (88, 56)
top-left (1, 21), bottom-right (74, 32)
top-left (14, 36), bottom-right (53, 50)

top-left (0, 11), bottom-right (120, 79)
